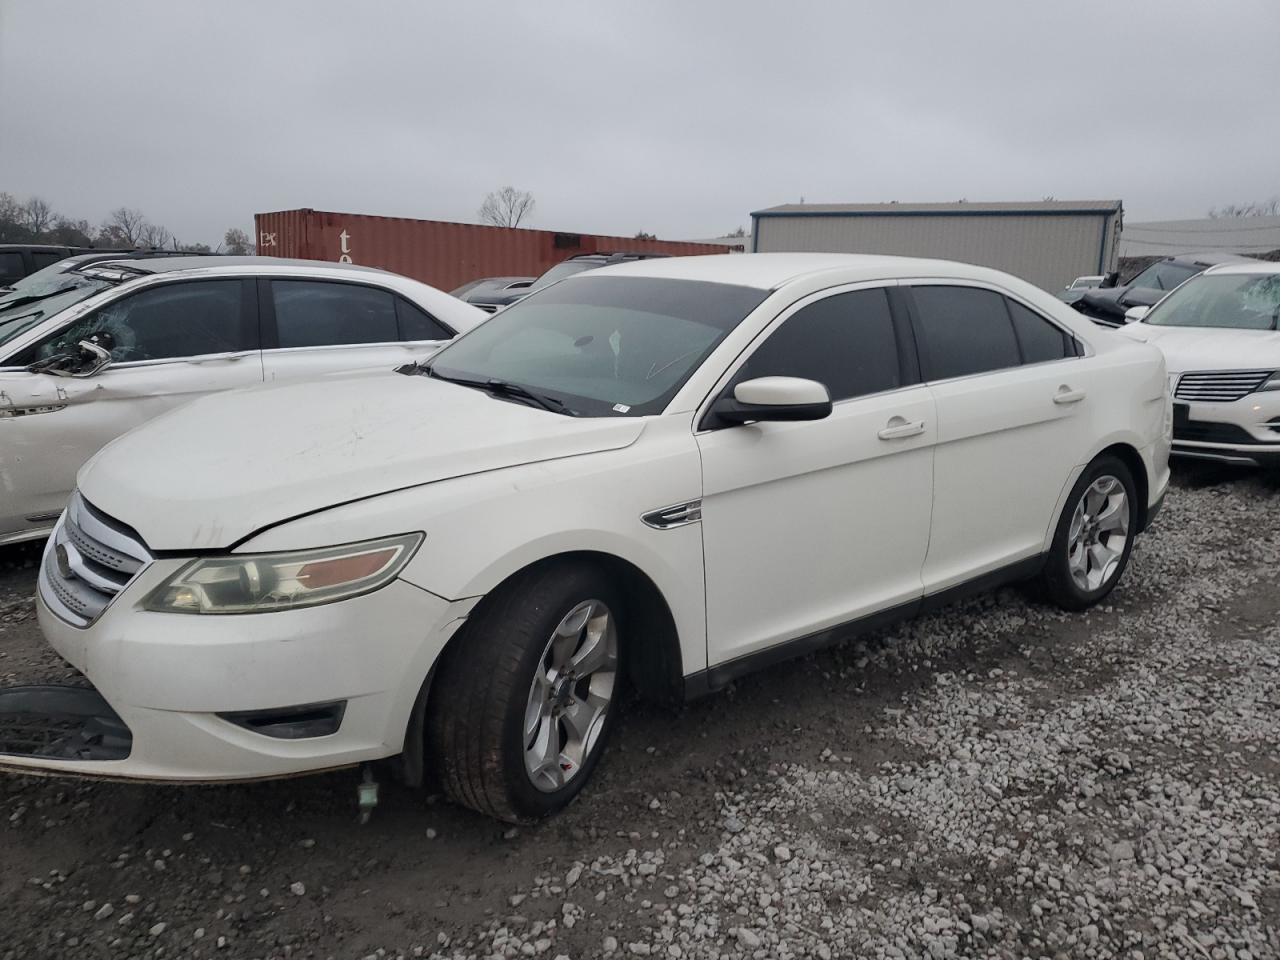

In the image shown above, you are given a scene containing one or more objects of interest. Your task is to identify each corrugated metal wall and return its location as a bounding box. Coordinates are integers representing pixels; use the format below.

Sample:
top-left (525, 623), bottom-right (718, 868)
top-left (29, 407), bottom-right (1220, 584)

top-left (254, 209), bottom-right (730, 292)
top-left (754, 213), bottom-right (1118, 291)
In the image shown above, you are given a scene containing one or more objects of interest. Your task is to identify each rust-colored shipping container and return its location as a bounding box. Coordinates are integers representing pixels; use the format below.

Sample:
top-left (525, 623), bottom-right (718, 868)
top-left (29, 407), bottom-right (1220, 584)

top-left (253, 209), bottom-right (732, 293)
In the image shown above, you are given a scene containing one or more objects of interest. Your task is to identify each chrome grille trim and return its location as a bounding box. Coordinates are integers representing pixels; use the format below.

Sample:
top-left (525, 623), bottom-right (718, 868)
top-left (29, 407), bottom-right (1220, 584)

top-left (38, 493), bottom-right (152, 629)
top-left (1174, 370), bottom-right (1274, 403)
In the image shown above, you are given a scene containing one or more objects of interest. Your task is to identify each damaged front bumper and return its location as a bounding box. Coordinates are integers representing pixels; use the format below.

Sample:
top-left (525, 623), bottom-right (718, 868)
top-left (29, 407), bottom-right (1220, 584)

top-left (0, 684), bottom-right (131, 768)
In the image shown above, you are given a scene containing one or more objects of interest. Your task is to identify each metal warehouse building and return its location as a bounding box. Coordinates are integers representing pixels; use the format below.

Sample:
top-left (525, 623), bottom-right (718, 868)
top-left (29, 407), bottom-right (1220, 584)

top-left (751, 200), bottom-right (1123, 292)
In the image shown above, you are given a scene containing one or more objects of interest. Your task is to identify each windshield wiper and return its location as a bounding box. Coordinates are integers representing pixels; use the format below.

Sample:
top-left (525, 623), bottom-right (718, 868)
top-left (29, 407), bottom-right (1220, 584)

top-left (0, 287), bottom-right (74, 311)
top-left (424, 365), bottom-right (574, 415)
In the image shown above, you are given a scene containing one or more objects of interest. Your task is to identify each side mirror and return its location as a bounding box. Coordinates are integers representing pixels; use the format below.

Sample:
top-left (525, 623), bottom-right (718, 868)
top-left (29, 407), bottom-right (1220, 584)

top-left (710, 376), bottom-right (833, 426)
top-left (1101, 271), bottom-right (1120, 289)
top-left (1123, 306), bottom-right (1150, 324)
top-left (25, 331), bottom-right (115, 378)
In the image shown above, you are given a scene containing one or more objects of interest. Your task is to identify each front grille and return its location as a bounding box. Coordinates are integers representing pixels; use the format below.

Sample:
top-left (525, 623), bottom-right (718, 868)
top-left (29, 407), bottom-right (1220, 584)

top-left (39, 493), bottom-right (151, 628)
top-left (1174, 370), bottom-right (1274, 403)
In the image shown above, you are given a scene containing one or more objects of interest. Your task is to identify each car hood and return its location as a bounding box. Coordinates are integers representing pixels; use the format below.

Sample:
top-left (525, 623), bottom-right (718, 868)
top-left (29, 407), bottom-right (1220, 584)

top-left (1079, 285), bottom-right (1162, 316)
top-left (78, 370), bottom-right (646, 551)
top-left (1114, 323), bottom-right (1280, 374)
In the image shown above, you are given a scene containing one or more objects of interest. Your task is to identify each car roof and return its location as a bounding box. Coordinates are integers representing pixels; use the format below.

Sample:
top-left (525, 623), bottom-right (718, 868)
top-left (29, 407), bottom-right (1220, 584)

top-left (110, 255), bottom-right (389, 276)
top-left (581, 252), bottom-right (1026, 290)
top-left (1164, 252), bottom-right (1252, 268)
top-left (1203, 260), bottom-right (1280, 276)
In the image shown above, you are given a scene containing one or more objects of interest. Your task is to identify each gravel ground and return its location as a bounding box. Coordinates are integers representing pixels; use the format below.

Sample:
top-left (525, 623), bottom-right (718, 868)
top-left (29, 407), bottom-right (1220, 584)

top-left (1, 463), bottom-right (1278, 960)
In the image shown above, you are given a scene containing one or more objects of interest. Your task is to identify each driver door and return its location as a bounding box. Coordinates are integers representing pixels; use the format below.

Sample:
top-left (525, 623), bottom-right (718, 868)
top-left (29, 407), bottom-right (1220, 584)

top-left (0, 278), bottom-right (262, 541)
top-left (695, 285), bottom-right (936, 670)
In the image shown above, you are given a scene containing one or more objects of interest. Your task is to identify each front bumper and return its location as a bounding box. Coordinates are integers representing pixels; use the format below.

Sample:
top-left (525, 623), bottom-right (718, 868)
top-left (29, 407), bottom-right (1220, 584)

top-left (1172, 397), bottom-right (1280, 467)
top-left (4, 554), bottom-right (474, 782)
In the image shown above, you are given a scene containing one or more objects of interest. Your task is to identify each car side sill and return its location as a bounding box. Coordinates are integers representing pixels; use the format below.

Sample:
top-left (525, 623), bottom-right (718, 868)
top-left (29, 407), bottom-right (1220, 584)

top-left (684, 554), bottom-right (1046, 700)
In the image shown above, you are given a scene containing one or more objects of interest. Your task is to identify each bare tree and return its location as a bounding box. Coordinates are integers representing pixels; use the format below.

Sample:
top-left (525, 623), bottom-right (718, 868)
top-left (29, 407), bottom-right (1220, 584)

top-left (139, 222), bottom-right (172, 249)
top-left (0, 192), bottom-right (27, 242)
top-left (478, 186), bottom-right (536, 228)
top-left (47, 218), bottom-right (94, 246)
top-left (634, 230), bottom-right (656, 240)
top-left (22, 197), bottom-right (56, 236)
top-left (1209, 197), bottom-right (1280, 218)
top-left (223, 227), bottom-right (254, 255)
top-left (727, 226), bottom-right (747, 238)
top-left (103, 207), bottom-right (150, 246)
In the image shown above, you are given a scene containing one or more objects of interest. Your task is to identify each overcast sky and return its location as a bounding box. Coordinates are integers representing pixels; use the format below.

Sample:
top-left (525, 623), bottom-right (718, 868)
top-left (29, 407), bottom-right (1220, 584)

top-left (2, 1), bottom-right (1277, 246)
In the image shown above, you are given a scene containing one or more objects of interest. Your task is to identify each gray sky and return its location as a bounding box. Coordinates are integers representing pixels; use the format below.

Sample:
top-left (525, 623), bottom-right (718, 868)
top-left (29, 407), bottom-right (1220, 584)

top-left (2, 0), bottom-right (1277, 246)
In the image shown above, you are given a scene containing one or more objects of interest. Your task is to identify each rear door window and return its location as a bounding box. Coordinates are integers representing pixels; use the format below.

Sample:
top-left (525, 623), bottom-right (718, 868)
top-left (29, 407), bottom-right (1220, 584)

top-left (910, 286), bottom-right (1021, 381)
top-left (31, 251), bottom-right (68, 271)
top-left (270, 280), bottom-right (399, 348)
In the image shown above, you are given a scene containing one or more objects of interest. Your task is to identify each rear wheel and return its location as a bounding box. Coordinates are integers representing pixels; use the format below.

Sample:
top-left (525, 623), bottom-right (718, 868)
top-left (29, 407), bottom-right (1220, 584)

top-left (1037, 455), bottom-right (1137, 610)
top-left (427, 562), bottom-right (624, 823)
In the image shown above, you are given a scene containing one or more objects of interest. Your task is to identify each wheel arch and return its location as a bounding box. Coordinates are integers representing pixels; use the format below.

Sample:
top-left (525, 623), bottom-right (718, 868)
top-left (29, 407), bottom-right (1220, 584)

top-left (1094, 441), bottom-right (1151, 532)
top-left (397, 549), bottom-right (685, 788)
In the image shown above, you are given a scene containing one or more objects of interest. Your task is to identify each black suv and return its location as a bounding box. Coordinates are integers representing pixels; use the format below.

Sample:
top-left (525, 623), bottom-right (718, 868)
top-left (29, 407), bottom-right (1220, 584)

top-left (0, 244), bottom-right (101, 286)
top-left (467, 252), bottom-right (669, 313)
top-left (1073, 252), bottom-right (1248, 326)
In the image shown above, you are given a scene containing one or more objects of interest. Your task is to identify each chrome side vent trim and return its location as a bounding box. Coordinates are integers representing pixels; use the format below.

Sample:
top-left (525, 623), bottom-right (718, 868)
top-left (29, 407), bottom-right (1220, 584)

top-left (641, 500), bottom-right (703, 530)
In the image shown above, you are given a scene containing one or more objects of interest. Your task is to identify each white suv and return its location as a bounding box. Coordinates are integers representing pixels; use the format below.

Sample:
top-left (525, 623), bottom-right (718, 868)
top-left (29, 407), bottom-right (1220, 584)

top-left (6, 254), bottom-right (1170, 823)
top-left (0, 256), bottom-right (484, 544)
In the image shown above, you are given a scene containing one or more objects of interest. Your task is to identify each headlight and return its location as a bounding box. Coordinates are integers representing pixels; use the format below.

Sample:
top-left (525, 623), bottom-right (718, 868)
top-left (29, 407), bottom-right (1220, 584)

top-left (143, 533), bottom-right (423, 615)
top-left (1258, 373), bottom-right (1280, 392)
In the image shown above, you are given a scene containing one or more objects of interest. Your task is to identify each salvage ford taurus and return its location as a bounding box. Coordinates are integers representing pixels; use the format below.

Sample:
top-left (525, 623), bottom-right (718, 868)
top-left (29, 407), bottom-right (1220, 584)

top-left (4, 253), bottom-right (1171, 823)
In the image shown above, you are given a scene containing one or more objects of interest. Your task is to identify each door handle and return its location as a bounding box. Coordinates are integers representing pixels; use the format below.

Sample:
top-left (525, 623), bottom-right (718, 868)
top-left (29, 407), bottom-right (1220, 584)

top-left (1053, 386), bottom-right (1087, 405)
top-left (878, 416), bottom-right (926, 440)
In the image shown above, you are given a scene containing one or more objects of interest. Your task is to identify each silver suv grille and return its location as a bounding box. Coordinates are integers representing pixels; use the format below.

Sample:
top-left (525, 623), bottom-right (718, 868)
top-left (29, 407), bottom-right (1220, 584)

top-left (39, 493), bottom-right (151, 628)
top-left (1174, 370), bottom-right (1274, 403)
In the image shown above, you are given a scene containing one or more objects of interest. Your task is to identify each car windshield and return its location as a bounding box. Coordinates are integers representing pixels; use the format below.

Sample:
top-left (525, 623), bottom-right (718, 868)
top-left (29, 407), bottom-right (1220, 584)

top-left (427, 275), bottom-right (769, 417)
top-left (531, 259), bottom-right (598, 290)
top-left (1129, 260), bottom-right (1200, 292)
top-left (1145, 273), bottom-right (1280, 330)
top-left (0, 275), bottom-right (115, 354)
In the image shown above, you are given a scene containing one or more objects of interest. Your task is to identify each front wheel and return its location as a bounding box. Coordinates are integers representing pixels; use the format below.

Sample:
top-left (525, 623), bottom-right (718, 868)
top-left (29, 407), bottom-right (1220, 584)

top-left (427, 562), bottom-right (624, 823)
top-left (1037, 455), bottom-right (1138, 611)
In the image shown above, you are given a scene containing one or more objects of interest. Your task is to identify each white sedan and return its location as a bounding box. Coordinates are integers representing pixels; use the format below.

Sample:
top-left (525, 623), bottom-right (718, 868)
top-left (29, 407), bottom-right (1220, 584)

top-left (1117, 261), bottom-right (1280, 469)
top-left (0, 256), bottom-right (485, 544)
top-left (6, 253), bottom-right (1170, 822)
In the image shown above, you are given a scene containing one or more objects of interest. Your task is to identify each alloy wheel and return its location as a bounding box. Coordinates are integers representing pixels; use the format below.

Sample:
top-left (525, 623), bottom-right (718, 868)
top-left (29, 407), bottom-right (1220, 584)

top-left (523, 599), bottom-right (619, 792)
top-left (1067, 475), bottom-right (1130, 592)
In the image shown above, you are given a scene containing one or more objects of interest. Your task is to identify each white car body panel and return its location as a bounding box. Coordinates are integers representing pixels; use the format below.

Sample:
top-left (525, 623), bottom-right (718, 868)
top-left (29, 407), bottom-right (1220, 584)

top-left (0, 262), bottom-right (484, 544)
top-left (4, 253), bottom-right (1170, 783)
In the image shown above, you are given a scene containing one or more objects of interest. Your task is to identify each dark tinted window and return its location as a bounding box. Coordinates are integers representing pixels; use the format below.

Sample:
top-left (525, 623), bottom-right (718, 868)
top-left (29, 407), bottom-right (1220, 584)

top-left (1008, 299), bottom-right (1072, 363)
top-left (22, 280), bottom-right (249, 363)
top-left (1130, 260), bottom-right (1199, 292)
top-left (912, 286), bottom-right (1020, 380)
top-left (396, 297), bottom-right (451, 341)
top-left (738, 289), bottom-right (900, 401)
top-left (272, 280), bottom-right (398, 348)
top-left (31, 251), bottom-right (67, 271)
top-left (0, 253), bottom-right (24, 282)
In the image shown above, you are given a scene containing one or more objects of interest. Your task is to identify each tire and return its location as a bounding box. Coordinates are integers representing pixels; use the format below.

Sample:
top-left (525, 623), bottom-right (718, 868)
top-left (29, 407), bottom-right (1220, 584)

top-left (1037, 455), bottom-right (1138, 611)
top-left (427, 561), bottom-right (625, 823)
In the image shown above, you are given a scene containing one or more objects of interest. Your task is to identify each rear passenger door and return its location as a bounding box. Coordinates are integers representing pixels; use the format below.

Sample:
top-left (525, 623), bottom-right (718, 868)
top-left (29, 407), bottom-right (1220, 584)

top-left (906, 283), bottom-right (1096, 592)
top-left (259, 279), bottom-right (455, 382)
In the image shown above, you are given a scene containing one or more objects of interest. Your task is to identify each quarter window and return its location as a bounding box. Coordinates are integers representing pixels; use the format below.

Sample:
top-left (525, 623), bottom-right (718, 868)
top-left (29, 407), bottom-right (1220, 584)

top-left (19, 280), bottom-right (250, 364)
top-left (737, 289), bottom-right (901, 402)
top-left (911, 286), bottom-right (1021, 380)
top-left (271, 280), bottom-right (399, 348)
top-left (395, 297), bottom-right (452, 342)
top-left (1008, 299), bottom-right (1073, 363)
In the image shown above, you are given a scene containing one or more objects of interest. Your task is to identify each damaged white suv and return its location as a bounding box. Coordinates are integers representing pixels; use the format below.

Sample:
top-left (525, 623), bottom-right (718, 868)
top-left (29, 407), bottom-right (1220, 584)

top-left (4, 254), bottom-right (1171, 823)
